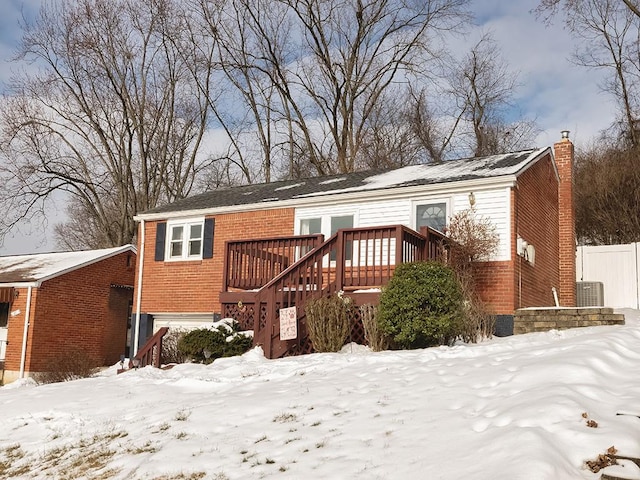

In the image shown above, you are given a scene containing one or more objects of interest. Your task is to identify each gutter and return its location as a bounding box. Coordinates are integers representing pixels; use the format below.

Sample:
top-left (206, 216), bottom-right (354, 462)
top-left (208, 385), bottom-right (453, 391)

top-left (19, 286), bottom-right (33, 379)
top-left (133, 219), bottom-right (145, 356)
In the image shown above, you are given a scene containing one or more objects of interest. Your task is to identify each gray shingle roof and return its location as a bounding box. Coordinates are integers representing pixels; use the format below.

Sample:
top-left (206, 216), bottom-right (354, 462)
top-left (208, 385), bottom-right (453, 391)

top-left (141, 147), bottom-right (549, 216)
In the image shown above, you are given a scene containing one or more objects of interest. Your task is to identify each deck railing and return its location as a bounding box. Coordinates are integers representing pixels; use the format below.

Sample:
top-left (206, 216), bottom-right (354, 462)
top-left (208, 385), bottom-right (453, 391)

top-left (221, 225), bottom-right (449, 359)
top-left (223, 234), bottom-right (324, 290)
top-left (130, 327), bottom-right (168, 369)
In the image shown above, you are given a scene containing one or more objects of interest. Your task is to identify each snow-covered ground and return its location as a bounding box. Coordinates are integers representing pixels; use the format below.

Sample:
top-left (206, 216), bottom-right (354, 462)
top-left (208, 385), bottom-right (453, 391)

top-left (2, 311), bottom-right (640, 480)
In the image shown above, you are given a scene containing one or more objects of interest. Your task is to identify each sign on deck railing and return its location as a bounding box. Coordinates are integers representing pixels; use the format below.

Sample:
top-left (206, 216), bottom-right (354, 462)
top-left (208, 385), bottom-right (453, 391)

top-left (279, 306), bottom-right (298, 340)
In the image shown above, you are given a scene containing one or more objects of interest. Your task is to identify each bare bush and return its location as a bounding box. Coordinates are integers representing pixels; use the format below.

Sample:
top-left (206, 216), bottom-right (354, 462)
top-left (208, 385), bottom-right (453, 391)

top-left (446, 208), bottom-right (499, 342)
top-left (305, 294), bottom-right (352, 353)
top-left (447, 208), bottom-right (499, 266)
top-left (457, 278), bottom-right (496, 343)
top-left (359, 304), bottom-right (389, 352)
top-left (32, 348), bottom-right (100, 384)
top-left (161, 329), bottom-right (189, 364)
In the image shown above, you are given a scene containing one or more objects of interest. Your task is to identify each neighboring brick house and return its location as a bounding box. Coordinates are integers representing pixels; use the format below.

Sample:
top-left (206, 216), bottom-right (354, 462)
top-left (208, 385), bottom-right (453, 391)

top-left (132, 135), bottom-right (576, 357)
top-left (0, 246), bottom-right (136, 384)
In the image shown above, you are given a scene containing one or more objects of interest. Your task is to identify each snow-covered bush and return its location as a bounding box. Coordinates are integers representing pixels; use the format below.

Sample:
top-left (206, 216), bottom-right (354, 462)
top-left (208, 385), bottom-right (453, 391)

top-left (378, 261), bottom-right (464, 349)
top-left (177, 319), bottom-right (252, 364)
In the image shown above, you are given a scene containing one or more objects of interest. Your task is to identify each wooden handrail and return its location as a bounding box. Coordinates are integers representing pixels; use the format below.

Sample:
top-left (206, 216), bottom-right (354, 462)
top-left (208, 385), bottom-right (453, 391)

top-left (130, 327), bottom-right (169, 369)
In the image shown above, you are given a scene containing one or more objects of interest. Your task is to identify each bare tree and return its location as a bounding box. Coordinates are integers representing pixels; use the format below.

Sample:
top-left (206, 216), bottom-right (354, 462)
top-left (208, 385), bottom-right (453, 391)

top-left (356, 90), bottom-right (424, 170)
top-left (451, 34), bottom-right (538, 156)
top-left (407, 85), bottom-right (465, 163)
top-left (284, 0), bottom-right (470, 174)
top-left (0, 0), bottom-right (213, 249)
top-left (575, 143), bottom-right (640, 244)
top-left (198, 0), bottom-right (469, 178)
top-left (408, 35), bottom-right (537, 162)
top-left (536, 0), bottom-right (640, 147)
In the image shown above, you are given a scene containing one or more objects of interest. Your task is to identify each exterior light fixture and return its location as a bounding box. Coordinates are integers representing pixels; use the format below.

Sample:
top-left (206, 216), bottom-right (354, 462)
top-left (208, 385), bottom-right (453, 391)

top-left (468, 192), bottom-right (476, 208)
top-left (132, 358), bottom-right (141, 369)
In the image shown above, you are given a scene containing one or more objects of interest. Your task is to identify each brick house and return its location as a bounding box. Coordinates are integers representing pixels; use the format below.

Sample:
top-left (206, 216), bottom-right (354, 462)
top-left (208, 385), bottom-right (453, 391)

top-left (0, 245), bottom-right (136, 384)
top-left (131, 135), bottom-right (576, 358)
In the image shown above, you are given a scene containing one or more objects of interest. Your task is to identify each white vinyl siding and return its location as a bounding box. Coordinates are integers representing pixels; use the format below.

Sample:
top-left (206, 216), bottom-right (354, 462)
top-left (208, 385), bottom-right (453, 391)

top-left (295, 186), bottom-right (511, 262)
top-left (451, 188), bottom-right (510, 260)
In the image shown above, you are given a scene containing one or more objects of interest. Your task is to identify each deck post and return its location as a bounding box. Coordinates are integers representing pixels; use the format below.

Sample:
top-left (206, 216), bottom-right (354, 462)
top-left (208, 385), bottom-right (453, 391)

top-left (335, 231), bottom-right (345, 292)
top-left (222, 240), bottom-right (231, 293)
top-left (395, 225), bottom-right (404, 264)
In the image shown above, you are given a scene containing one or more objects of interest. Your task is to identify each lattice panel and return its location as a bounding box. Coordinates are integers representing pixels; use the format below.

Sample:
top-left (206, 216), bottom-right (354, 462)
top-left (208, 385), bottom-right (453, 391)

top-left (259, 304), bottom-right (268, 330)
top-left (348, 308), bottom-right (366, 346)
top-left (222, 304), bottom-right (255, 331)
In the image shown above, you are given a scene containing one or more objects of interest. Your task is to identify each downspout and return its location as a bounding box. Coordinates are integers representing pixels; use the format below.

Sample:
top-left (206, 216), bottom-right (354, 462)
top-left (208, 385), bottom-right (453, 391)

top-left (19, 285), bottom-right (33, 379)
top-left (133, 219), bottom-right (145, 356)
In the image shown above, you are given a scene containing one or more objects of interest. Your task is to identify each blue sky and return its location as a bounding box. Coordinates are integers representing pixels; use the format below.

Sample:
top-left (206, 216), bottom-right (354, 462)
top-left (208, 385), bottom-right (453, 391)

top-left (0, 0), bottom-right (616, 255)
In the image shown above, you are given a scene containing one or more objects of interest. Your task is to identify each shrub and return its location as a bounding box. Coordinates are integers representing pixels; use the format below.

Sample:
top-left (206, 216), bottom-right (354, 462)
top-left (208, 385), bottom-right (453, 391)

top-left (32, 348), bottom-right (100, 384)
top-left (177, 320), bottom-right (252, 364)
top-left (378, 261), bottom-right (464, 349)
top-left (359, 304), bottom-right (389, 352)
top-left (305, 293), bottom-right (352, 352)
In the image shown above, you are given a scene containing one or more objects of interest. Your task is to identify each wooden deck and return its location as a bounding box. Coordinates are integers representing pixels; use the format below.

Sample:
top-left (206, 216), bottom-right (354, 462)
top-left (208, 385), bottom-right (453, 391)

top-left (220, 225), bottom-right (448, 359)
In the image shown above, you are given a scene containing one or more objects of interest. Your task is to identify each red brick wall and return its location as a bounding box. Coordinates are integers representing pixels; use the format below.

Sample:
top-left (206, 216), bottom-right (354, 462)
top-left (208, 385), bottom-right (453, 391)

top-left (473, 260), bottom-right (515, 314)
top-left (136, 208), bottom-right (295, 314)
top-left (555, 138), bottom-right (577, 306)
top-left (4, 251), bottom-right (135, 376)
top-left (514, 152), bottom-right (560, 309)
top-left (4, 287), bottom-right (38, 375)
top-left (471, 153), bottom-right (561, 315)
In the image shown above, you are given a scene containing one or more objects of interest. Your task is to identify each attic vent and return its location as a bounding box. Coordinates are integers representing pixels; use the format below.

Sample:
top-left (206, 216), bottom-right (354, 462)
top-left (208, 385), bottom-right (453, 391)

top-left (576, 281), bottom-right (604, 307)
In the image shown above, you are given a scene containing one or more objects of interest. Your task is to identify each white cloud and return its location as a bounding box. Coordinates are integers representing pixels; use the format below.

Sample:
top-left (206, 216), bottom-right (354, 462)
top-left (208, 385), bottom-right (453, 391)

top-left (469, 0), bottom-right (617, 146)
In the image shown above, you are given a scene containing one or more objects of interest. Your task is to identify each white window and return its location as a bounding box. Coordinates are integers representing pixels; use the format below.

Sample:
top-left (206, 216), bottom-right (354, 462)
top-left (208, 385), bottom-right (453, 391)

top-left (300, 217), bottom-right (322, 235)
top-left (167, 219), bottom-right (204, 260)
top-left (299, 215), bottom-right (354, 237)
top-left (415, 201), bottom-right (448, 233)
top-left (298, 214), bottom-right (354, 261)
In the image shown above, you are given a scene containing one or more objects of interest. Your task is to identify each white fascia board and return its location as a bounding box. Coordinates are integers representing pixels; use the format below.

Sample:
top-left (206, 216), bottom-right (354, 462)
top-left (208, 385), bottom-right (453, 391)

top-left (134, 176), bottom-right (519, 222)
top-left (0, 282), bottom-right (39, 288)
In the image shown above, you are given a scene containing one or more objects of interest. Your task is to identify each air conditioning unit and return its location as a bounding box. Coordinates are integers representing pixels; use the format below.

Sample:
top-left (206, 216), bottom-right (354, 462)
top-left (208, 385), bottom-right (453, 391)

top-left (576, 281), bottom-right (605, 307)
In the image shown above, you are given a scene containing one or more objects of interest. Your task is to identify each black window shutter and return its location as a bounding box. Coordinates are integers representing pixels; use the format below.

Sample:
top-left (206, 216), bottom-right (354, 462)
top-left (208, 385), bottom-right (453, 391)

top-left (203, 218), bottom-right (215, 259)
top-left (154, 222), bottom-right (167, 261)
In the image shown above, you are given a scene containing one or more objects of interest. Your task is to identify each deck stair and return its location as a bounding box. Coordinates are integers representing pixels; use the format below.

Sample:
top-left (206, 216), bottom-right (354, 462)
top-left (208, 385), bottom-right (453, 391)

top-left (221, 225), bottom-right (448, 359)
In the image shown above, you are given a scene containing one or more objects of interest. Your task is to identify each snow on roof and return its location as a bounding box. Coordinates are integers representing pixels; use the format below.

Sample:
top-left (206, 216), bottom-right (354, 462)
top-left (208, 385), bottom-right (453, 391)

top-left (139, 147), bottom-right (550, 217)
top-left (299, 149), bottom-right (546, 198)
top-left (0, 245), bottom-right (134, 285)
top-left (274, 182), bottom-right (305, 191)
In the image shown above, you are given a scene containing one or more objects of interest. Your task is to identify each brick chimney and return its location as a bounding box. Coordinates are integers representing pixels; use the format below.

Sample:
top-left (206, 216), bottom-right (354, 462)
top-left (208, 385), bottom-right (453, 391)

top-left (554, 131), bottom-right (576, 306)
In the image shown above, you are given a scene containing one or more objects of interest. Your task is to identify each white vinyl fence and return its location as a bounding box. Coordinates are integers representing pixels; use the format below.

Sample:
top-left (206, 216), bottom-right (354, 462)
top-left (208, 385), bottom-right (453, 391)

top-left (576, 243), bottom-right (640, 308)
